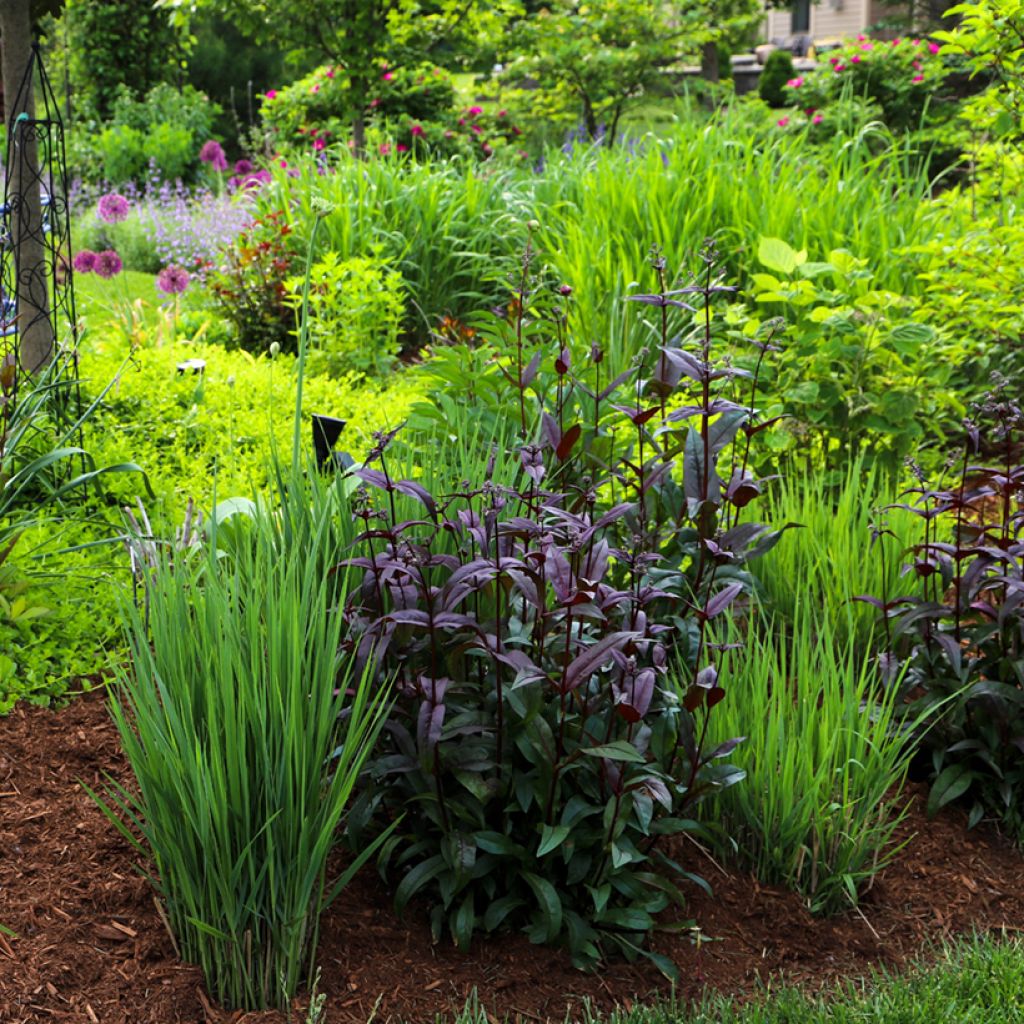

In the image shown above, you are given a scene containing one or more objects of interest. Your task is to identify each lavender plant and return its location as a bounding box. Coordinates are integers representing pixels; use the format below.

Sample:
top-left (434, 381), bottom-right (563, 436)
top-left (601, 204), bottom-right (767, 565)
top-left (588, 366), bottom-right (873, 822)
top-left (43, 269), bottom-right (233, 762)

top-left (866, 375), bottom-right (1024, 840)
top-left (342, 244), bottom-right (789, 973)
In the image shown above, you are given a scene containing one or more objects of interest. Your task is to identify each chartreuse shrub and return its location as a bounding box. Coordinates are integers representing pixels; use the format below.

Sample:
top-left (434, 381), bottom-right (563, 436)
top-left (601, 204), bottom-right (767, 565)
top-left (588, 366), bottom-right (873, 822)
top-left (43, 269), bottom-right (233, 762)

top-left (284, 250), bottom-right (405, 377)
top-left (343, 246), bottom-right (794, 973)
top-left (869, 378), bottom-right (1024, 843)
top-left (702, 607), bottom-right (918, 915)
top-left (95, 464), bottom-right (392, 1011)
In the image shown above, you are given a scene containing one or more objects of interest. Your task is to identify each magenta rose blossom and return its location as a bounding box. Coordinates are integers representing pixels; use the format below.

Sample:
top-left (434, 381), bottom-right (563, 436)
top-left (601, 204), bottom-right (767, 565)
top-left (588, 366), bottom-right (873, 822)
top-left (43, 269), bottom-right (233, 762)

top-left (199, 140), bottom-right (229, 172)
top-left (96, 192), bottom-right (130, 224)
top-left (72, 249), bottom-right (97, 274)
top-left (156, 265), bottom-right (190, 295)
top-left (94, 249), bottom-right (123, 279)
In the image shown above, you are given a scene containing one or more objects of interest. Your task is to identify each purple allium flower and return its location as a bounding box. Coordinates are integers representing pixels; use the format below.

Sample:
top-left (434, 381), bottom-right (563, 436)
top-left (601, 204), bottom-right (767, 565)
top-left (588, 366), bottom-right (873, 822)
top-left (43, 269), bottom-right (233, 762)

top-left (199, 140), bottom-right (229, 172)
top-left (72, 249), bottom-right (97, 274)
top-left (156, 265), bottom-right (190, 295)
top-left (94, 249), bottom-right (123, 279)
top-left (97, 192), bottom-right (130, 223)
top-left (233, 158), bottom-right (254, 175)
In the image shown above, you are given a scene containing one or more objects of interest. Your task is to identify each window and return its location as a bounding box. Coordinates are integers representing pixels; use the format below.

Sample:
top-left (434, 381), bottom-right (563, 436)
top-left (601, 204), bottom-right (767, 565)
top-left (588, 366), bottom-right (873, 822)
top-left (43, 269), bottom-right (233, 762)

top-left (792, 0), bottom-right (811, 32)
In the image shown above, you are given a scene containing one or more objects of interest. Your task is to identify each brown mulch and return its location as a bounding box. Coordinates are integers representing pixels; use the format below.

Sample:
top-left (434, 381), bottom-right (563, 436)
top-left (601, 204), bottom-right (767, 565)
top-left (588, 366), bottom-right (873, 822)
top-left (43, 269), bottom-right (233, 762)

top-left (2, 692), bottom-right (1024, 1024)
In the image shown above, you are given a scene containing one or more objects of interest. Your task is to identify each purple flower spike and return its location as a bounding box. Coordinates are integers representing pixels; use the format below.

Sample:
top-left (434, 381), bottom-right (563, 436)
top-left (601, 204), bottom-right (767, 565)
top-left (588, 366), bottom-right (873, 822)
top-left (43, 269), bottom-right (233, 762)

top-left (156, 265), bottom-right (191, 295)
top-left (72, 249), bottom-right (97, 274)
top-left (97, 192), bottom-right (130, 224)
top-left (199, 140), bottom-right (229, 172)
top-left (94, 249), bottom-right (123, 279)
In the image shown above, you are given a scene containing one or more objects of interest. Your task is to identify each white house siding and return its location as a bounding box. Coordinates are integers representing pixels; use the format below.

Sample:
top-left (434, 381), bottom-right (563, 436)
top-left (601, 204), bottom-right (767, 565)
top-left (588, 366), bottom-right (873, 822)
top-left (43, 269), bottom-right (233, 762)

top-left (764, 1), bottom-right (871, 42)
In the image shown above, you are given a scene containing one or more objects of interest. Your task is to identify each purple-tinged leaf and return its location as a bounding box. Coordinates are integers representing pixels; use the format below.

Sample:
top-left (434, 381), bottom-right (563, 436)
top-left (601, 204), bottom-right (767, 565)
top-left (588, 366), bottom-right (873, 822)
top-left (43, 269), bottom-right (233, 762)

top-left (704, 581), bottom-right (744, 620)
top-left (556, 423), bottom-right (582, 461)
top-left (520, 349), bottom-right (542, 388)
top-left (562, 631), bottom-right (640, 692)
top-left (542, 412), bottom-right (560, 451)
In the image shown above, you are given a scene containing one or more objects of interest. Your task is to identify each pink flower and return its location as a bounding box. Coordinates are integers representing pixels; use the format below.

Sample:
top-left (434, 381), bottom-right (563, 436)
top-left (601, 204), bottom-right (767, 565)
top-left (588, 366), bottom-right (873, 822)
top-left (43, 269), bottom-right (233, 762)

top-left (786, 76), bottom-right (804, 88)
top-left (913, 59), bottom-right (922, 70)
top-left (443, 130), bottom-right (455, 139)
top-left (199, 140), bottom-right (228, 172)
top-left (860, 42), bottom-right (874, 51)
top-left (383, 72), bottom-right (394, 82)
top-left (812, 114), bottom-right (823, 125)
top-left (97, 192), bottom-right (130, 223)
top-left (857, 34), bottom-right (866, 41)
top-left (470, 124), bottom-right (482, 135)
top-left (410, 123), bottom-right (425, 137)
top-left (311, 84), bottom-right (320, 94)
top-left (830, 56), bottom-right (839, 64)
top-left (892, 38), bottom-right (902, 46)
top-left (912, 74), bottom-right (924, 82)
top-left (156, 265), bottom-right (190, 296)
top-left (379, 143), bottom-right (391, 155)
top-left (94, 249), bottom-right (122, 279)
top-left (326, 68), bottom-right (335, 79)
top-left (313, 138), bottom-right (326, 151)
top-left (370, 97), bottom-right (380, 108)
top-left (777, 116), bottom-right (790, 127)
top-left (468, 106), bottom-right (483, 116)
top-left (458, 117), bottom-right (465, 126)
top-left (265, 89), bottom-right (277, 100)
top-left (928, 41), bottom-right (940, 54)
top-left (279, 158), bottom-right (288, 168)
top-left (396, 143), bottom-right (409, 153)
top-left (851, 55), bottom-right (861, 63)
top-left (805, 107), bottom-right (816, 115)
top-left (497, 109), bottom-right (508, 118)
top-left (835, 63), bottom-right (846, 72)
top-left (481, 143), bottom-right (493, 157)
top-left (72, 249), bottom-right (97, 274)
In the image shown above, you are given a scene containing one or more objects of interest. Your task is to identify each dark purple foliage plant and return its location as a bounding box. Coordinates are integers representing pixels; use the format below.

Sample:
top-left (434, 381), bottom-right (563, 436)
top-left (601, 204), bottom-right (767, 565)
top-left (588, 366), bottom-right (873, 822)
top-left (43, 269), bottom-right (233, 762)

top-left (342, 242), bottom-right (789, 974)
top-left (864, 376), bottom-right (1024, 841)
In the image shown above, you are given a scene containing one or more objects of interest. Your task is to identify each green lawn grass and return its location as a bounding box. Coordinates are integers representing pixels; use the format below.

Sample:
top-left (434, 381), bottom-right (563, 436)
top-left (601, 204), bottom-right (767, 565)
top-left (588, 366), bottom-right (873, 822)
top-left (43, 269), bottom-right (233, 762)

top-left (449, 935), bottom-right (1024, 1023)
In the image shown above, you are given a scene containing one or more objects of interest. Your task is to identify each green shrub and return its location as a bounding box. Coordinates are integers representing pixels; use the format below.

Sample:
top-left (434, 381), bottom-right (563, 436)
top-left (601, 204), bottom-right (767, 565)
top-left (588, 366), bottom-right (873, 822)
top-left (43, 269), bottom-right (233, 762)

top-left (284, 250), bottom-right (405, 377)
top-left (96, 124), bottom-right (147, 185)
top-left (262, 60), bottom-right (457, 154)
top-left (759, 50), bottom-right (795, 107)
top-left (738, 236), bottom-right (965, 474)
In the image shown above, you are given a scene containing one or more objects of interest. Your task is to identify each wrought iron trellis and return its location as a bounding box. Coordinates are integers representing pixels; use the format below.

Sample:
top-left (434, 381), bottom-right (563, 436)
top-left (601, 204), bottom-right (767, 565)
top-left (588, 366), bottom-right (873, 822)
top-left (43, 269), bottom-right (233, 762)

top-left (0, 42), bottom-right (80, 419)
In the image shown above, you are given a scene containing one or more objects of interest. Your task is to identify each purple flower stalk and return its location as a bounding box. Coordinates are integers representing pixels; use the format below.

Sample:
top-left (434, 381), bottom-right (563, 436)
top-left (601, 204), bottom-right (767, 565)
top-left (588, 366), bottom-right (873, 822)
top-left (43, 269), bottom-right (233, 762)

top-left (97, 192), bottom-right (130, 223)
top-left (72, 249), bottom-right (97, 274)
top-left (156, 265), bottom-right (190, 295)
top-left (94, 249), bottom-right (123, 279)
top-left (199, 140), bottom-right (229, 172)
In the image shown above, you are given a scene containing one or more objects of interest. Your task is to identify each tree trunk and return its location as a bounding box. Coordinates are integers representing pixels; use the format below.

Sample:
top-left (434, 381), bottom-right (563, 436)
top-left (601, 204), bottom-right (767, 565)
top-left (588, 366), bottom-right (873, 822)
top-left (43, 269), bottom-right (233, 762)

top-left (0, 0), bottom-right (54, 374)
top-left (701, 40), bottom-right (720, 84)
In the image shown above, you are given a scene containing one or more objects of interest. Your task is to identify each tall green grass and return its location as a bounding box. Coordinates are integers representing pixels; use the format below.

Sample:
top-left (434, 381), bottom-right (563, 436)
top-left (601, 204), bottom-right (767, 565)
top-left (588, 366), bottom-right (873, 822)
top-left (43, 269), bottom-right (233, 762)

top-left (755, 458), bottom-right (921, 648)
top-left (701, 607), bottom-right (914, 914)
top-left (268, 120), bottom-right (955, 374)
top-left (96, 472), bottom-right (390, 1011)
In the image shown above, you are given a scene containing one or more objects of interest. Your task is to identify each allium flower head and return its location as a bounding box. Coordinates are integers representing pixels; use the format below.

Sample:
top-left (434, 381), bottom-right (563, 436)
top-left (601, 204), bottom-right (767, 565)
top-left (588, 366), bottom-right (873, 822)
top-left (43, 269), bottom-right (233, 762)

top-left (94, 249), bottom-right (123, 279)
top-left (156, 265), bottom-right (190, 295)
top-left (72, 249), bottom-right (97, 274)
top-left (199, 140), bottom-right (228, 172)
top-left (97, 192), bottom-right (130, 224)
top-left (233, 158), bottom-right (253, 175)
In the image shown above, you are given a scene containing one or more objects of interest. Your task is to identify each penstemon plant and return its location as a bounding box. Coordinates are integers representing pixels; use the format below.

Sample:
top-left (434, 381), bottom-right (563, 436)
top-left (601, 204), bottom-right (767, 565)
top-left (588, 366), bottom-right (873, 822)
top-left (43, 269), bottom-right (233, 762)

top-left (865, 375), bottom-right (1024, 840)
top-left (342, 243), bottom-right (791, 973)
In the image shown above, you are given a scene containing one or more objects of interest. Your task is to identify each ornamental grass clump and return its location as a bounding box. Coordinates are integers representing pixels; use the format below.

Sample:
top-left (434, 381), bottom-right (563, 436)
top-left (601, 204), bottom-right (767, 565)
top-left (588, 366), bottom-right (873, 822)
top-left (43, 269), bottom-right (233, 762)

top-left (97, 480), bottom-right (391, 1011)
top-left (342, 243), bottom-right (791, 973)
top-left (703, 607), bottom-right (916, 914)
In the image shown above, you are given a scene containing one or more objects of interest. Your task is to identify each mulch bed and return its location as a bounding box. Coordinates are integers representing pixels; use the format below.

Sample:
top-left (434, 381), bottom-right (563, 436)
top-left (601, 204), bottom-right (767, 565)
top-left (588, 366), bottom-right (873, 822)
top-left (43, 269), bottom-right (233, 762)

top-left (3, 692), bottom-right (1024, 1024)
